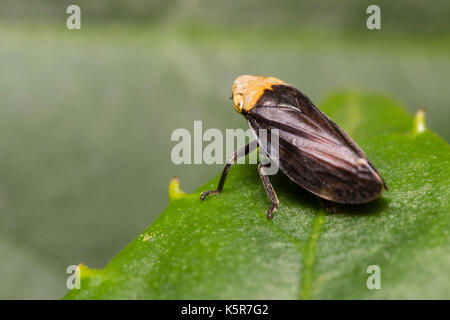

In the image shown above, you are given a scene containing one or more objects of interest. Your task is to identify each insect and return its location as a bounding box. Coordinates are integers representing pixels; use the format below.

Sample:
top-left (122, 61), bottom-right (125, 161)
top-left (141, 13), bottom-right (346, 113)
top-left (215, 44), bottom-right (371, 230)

top-left (200, 75), bottom-right (387, 219)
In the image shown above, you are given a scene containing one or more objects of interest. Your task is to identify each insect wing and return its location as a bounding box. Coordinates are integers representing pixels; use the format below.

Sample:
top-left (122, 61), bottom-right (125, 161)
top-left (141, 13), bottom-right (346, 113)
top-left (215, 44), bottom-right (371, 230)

top-left (247, 85), bottom-right (385, 204)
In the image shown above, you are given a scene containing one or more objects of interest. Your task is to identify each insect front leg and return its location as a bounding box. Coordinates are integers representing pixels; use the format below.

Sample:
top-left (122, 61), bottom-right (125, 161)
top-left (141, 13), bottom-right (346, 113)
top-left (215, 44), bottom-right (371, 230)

top-left (200, 142), bottom-right (257, 201)
top-left (257, 162), bottom-right (280, 220)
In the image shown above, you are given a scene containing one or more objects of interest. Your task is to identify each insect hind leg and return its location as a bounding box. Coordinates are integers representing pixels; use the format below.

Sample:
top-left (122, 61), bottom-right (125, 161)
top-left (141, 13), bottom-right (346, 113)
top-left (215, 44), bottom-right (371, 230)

top-left (318, 198), bottom-right (338, 213)
top-left (257, 162), bottom-right (279, 220)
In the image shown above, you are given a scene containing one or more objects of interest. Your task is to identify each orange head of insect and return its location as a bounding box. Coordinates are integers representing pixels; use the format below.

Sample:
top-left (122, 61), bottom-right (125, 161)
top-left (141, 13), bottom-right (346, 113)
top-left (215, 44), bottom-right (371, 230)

top-left (231, 75), bottom-right (286, 114)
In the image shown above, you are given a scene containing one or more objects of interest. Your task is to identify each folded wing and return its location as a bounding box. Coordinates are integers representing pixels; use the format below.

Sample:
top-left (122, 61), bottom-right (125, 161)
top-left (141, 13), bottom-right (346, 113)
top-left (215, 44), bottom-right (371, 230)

top-left (247, 85), bottom-right (385, 204)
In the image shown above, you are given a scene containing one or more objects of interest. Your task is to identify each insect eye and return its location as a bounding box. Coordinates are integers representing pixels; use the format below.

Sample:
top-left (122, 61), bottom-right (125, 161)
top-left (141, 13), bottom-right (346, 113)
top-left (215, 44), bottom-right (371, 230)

top-left (233, 94), bottom-right (244, 113)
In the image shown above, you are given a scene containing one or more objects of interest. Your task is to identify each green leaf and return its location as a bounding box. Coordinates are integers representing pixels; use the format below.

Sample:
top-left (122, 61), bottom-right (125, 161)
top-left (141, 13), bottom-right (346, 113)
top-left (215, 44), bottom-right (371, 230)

top-left (64, 92), bottom-right (450, 299)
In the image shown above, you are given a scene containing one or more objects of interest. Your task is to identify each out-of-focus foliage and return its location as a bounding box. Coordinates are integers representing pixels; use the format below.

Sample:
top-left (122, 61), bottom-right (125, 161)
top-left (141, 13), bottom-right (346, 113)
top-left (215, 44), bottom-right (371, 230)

top-left (1, 0), bottom-right (450, 35)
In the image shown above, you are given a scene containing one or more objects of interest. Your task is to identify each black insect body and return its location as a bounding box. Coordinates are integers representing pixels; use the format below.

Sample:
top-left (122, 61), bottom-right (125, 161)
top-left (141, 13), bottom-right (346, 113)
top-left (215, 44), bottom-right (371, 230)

top-left (200, 75), bottom-right (387, 219)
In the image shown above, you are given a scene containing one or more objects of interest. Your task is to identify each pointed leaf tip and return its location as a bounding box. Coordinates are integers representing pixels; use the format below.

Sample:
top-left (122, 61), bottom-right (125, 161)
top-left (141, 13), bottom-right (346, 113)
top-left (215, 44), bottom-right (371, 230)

top-left (77, 263), bottom-right (101, 278)
top-left (168, 176), bottom-right (186, 201)
top-left (412, 109), bottom-right (426, 135)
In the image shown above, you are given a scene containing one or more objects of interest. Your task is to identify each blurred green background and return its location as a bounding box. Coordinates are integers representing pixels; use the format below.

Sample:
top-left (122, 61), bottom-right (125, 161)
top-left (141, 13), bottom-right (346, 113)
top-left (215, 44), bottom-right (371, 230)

top-left (0, 0), bottom-right (449, 299)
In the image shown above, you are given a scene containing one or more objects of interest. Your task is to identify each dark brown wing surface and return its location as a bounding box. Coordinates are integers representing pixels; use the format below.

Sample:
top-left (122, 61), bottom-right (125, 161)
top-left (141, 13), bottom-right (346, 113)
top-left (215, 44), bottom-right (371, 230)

top-left (246, 85), bottom-right (386, 204)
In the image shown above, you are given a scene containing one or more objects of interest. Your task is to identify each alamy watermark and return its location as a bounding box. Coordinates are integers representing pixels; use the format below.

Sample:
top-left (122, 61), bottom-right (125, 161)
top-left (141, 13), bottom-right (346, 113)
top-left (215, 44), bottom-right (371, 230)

top-left (66, 264), bottom-right (81, 289)
top-left (366, 5), bottom-right (381, 30)
top-left (366, 265), bottom-right (381, 290)
top-left (65, 4), bottom-right (380, 31)
top-left (171, 121), bottom-right (280, 175)
top-left (66, 5), bottom-right (81, 30)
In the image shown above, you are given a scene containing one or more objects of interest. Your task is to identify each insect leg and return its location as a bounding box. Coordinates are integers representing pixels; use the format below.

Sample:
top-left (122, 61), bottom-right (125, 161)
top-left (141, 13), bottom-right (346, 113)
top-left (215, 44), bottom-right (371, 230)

top-left (257, 162), bottom-right (279, 220)
top-left (200, 142), bottom-right (257, 201)
top-left (318, 198), bottom-right (338, 213)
